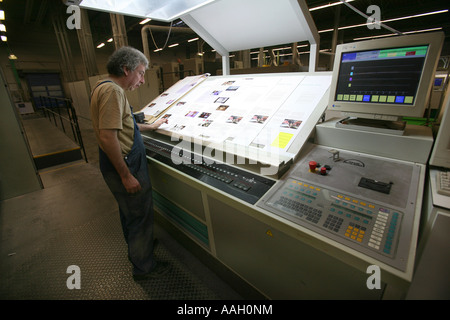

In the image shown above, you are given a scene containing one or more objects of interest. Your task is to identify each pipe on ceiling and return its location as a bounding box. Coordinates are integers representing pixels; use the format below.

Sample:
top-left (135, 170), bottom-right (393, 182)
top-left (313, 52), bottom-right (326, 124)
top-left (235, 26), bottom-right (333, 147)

top-left (141, 25), bottom-right (196, 65)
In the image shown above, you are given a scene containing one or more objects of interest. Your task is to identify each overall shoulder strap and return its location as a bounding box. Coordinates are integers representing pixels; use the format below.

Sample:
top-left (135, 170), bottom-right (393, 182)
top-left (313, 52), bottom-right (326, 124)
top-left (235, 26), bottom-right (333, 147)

top-left (93, 80), bottom-right (113, 92)
top-left (90, 80), bottom-right (113, 100)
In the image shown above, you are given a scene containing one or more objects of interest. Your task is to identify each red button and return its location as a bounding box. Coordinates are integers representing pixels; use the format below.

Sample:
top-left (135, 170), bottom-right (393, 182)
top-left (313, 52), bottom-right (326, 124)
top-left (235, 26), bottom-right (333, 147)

top-left (309, 161), bottom-right (317, 172)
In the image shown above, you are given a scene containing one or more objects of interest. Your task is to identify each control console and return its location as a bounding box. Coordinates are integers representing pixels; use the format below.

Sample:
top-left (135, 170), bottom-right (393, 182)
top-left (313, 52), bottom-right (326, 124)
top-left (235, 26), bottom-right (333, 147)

top-left (263, 178), bottom-right (402, 258)
top-left (143, 137), bottom-right (276, 205)
top-left (258, 144), bottom-right (422, 271)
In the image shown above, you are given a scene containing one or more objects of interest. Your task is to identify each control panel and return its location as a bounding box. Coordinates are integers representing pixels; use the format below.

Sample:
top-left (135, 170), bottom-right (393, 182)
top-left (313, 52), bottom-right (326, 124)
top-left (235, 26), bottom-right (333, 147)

top-left (143, 137), bottom-right (276, 205)
top-left (258, 144), bottom-right (422, 271)
top-left (263, 178), bottom-right (402, 258)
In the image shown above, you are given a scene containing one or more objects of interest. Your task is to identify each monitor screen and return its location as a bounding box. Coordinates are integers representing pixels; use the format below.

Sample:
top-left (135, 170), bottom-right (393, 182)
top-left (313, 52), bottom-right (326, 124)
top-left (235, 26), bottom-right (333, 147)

top-left (328, 32), bottom-right (444, 120)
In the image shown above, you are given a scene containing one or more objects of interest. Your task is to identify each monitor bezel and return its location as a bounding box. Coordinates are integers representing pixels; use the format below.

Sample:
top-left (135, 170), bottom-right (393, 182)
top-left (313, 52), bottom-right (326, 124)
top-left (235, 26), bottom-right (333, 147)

top-left (328, 32), bottom-right (444, 120)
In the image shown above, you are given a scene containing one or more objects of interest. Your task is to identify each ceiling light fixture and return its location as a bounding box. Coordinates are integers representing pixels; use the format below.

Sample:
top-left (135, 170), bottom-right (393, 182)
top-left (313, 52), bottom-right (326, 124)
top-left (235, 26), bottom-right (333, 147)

top-left (353, 27), bottom-right (443, 41)
top-left (309, 0), bottom-right (355, 12)
top-left (139, 18), bottom-right (151, 25)
top-left (319, 9), bottom-right (448, 33)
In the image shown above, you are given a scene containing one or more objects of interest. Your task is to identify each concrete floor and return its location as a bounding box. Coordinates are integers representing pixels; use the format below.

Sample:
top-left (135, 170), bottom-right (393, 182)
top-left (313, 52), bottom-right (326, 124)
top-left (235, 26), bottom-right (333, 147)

top-left (0, 115), bottom-right (246, 300)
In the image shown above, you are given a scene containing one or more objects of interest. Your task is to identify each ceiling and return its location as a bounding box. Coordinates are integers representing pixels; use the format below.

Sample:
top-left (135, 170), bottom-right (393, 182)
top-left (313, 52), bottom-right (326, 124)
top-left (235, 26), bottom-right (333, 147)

top-left (1, 0), bottom-right (449, 60)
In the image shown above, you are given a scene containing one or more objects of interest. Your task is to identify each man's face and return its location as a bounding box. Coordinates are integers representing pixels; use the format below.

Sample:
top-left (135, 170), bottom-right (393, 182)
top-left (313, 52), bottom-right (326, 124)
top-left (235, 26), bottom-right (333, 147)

top-left (125, 64), bottom-right (146, 91)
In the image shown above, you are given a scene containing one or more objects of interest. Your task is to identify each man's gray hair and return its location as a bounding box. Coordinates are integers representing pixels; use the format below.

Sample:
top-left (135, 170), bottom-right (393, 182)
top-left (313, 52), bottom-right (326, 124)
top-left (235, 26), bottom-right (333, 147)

top-left (107, 46), bottom-right (149, 76)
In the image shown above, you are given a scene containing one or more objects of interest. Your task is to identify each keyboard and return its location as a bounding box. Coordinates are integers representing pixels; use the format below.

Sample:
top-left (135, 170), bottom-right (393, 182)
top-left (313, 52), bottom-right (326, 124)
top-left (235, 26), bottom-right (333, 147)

top-left (436, 171), bottom-right (450, 196)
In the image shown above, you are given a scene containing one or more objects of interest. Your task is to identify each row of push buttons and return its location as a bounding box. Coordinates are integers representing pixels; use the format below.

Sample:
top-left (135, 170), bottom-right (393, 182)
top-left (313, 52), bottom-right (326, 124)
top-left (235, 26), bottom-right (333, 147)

top-left (328, 206), bottom-right (371, 225)
top-left (283, 189), bottom-right (313, 204)
top-left (368, 209), bottom-right (399, 255)
top-left (284, 181), bottom-right (321, 205)
top-left (188, 164), bottom-right (234, 184)
top-left (288, 180), bottom-right (321, 195)
top-left (335, 195), bottom-right (376, 215)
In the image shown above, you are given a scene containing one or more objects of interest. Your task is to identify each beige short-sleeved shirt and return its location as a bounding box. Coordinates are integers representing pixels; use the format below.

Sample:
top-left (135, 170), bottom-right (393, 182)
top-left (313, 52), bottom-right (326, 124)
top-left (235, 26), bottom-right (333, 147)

top-left (90, 80), bottom-right (135, 156)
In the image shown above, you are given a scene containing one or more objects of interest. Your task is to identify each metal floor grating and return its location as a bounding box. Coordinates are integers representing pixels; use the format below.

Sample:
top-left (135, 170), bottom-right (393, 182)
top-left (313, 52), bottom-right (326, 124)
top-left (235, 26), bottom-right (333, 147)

top-left (0, 161), bottom-right (243, 300)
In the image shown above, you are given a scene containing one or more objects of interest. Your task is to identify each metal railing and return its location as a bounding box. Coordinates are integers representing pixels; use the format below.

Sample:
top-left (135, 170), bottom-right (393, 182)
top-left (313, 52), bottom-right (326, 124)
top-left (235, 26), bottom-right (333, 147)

top-left (38, 96), bottom-right (88, 163)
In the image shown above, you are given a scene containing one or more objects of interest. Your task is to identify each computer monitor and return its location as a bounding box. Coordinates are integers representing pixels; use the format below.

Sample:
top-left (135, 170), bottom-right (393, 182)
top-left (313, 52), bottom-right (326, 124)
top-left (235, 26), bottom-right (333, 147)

top-left (328, 32), bottom-right (444, 133)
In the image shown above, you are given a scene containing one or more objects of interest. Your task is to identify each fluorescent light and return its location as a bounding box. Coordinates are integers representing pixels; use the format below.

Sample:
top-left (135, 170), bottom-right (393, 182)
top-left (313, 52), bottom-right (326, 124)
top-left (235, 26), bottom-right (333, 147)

top-left (382, 9), bottom-right (448, 23)
top-left (139, 18), bottom-right (151, 25)
top-left (310, 0), bottom-right (355, 12)
top-left (188, 37), bottom-right (199, 42)
top-left (0, 10), bottom-right (5, 20)
top-left (107, 38), bottom-right (113, 42)
top-left (353, 27), bottom-right (443, 41)
top-left (402, 27), bottom-right (443, 34)
top-left (319, 9), bottom-right (448, 33)
top-left (97, 43), bottom-right (105, 48)
top-left (168, 43), bottom-right (179, 48)
top-left (154, 48), bottom-right (163, 52)
top-left (1, 35), bottom-right (7, 42)
top-left (0, 24), bottom-right (6, 32)
top-left (319, 28), bottom-right (334, 33)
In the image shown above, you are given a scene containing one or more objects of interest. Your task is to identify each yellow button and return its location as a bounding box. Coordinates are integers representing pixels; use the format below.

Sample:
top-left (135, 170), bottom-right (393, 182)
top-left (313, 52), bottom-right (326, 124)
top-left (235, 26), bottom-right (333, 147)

top-left (345, 233), bottom-right (350, 237)
top-left (360, 202), bottom-right (367, 206)
top-left (357, 238), bottom-right (363, 242)
top-left (369, 204), bottom-right (375, 209)
top-left (338, 195), bottom-right (343, 199)
top-left (352, 199), bottom-right (358, 203)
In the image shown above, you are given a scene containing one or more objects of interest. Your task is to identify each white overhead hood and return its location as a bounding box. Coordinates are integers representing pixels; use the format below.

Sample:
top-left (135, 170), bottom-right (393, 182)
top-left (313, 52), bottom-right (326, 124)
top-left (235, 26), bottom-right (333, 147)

top-left (70, 0), bottom-right (216, 22)
top-left (71, 0), bottom-right (320, 74)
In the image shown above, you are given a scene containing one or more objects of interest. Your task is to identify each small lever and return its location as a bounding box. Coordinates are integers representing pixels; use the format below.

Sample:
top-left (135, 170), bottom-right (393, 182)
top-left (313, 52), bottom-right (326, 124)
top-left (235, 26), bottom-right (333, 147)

top-left (328, 149), bottom-right (340, 162)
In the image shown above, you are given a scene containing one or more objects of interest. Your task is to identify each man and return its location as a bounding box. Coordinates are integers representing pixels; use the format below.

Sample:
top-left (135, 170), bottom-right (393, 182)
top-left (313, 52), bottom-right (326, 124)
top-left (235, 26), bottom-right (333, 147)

top-left (90, 46), bottom-right (168, 280)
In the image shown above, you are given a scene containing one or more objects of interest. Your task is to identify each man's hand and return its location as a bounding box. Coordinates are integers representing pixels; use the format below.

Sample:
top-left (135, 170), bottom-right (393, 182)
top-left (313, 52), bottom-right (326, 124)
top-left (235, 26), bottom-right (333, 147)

top-left (138, 118), bottom-right (168, 131)
top-left (121, 173), bottom-right (142, 194)
top-left (99, 129), bottom-right (142, 194)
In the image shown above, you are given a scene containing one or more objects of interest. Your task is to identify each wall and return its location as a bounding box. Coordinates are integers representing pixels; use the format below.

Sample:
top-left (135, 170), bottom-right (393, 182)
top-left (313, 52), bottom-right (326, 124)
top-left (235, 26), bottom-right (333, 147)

top-left (0, 71), bottom-right (42, 201)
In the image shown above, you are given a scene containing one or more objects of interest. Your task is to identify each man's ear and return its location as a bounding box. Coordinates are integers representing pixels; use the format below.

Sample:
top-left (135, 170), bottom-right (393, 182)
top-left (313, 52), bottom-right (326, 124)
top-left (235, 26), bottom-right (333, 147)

top-left (122, 66), bottom-right (130, 76)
